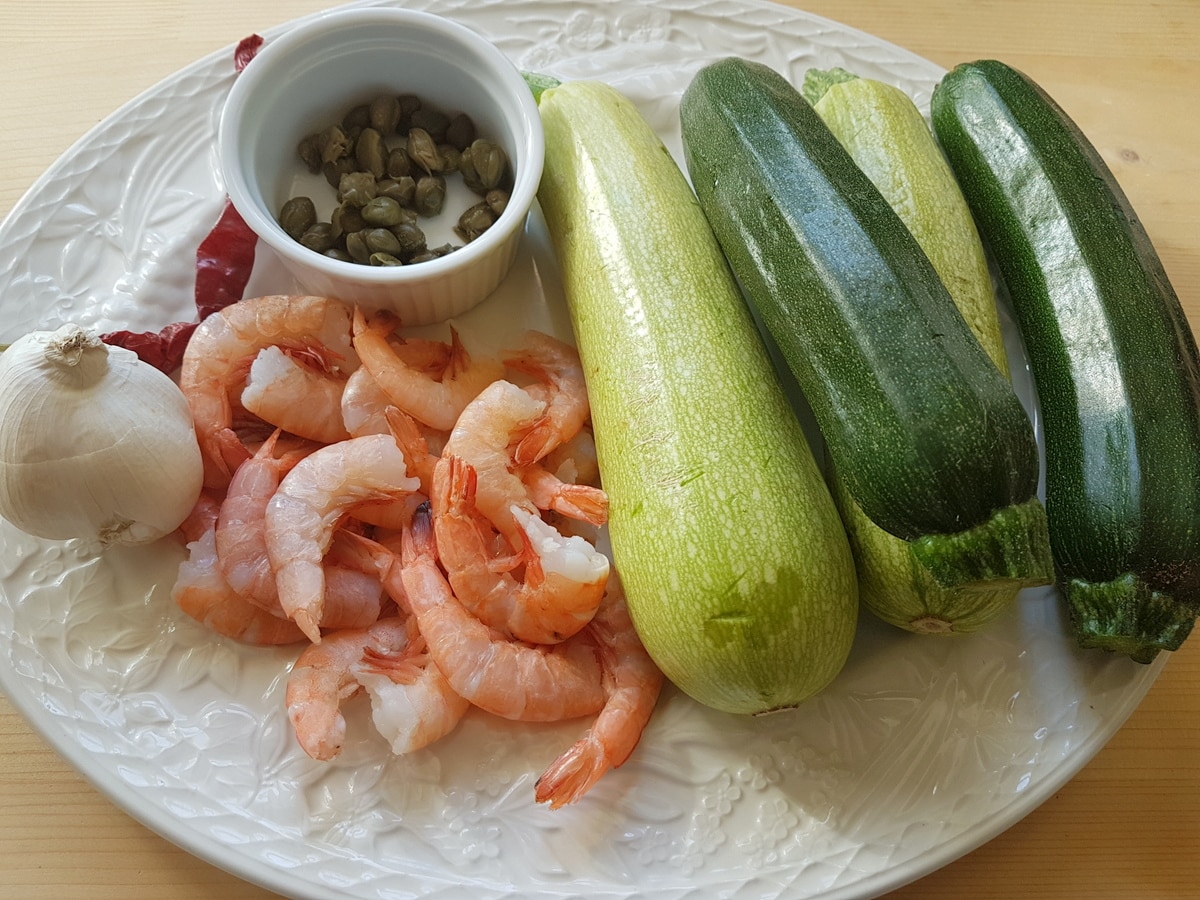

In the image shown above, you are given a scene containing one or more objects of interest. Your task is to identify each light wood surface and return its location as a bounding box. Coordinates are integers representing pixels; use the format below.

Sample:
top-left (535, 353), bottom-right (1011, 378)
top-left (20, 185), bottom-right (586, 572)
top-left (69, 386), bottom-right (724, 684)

top-left (2, 2), bottom-right (1198, 897)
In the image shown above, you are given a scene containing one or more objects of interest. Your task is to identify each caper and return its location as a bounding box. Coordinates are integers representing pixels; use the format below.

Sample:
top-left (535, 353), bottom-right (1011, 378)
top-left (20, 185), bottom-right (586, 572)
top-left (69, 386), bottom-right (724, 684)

top-left (454, 201), bottom-right (496, 243)
top-left (438, 144), bottom-right (462, 173)
top-left (406, 127), bottom-right (443, 175)
top-left (377, 176), bottom-right (416, 208)
top-left (355, 127), bottom-right (386, 179)
top-left (360, 196), bottom-right (405, 227)
top-left (369, 251), bottom-right (405, 267)
top-left (485, 188), bottom-right (509, 218)
top-left (458, 146), bottom-right (486, 195)
top-left (342, 104), bottom-right (370, 132)
top-left (324, 247), bottom-right (354, 263)
top-left (397, 94), bottom-right (422, 131)
top-left (345, 230), bottom-right (372, 264)
top-left (278, 196), bottom-right (317, 240)
top-left (410, 107), bottom-right (449, 144)
top-left (386, 147), bottom-right (411, 179)
top-left (299, 222), bottom-right (336, 253)
top-left (362, 227), bottom-right (404, 256)
top-left (297, 133), bottom-right (323, 173)
top-left (331, 202), bottom-right (366, 240)
top-left (468, 139), bottom-right (509, 191)
top-left (322, 156), bottom-right (357, 188)
top-left (318, 124), bottom-right (353, 164)
top-left (391, 221), bottom-right (427, 258)
top-left (338, 171), bottom-right (378, 208)
top-left (445, 113), bottom-right (476, 151)
top-left (413, 174), bottom-right (447, 217)
top-left (368, 94), bottom-right (402, 134)
top-left (407, 251), bottom-right (438, 265)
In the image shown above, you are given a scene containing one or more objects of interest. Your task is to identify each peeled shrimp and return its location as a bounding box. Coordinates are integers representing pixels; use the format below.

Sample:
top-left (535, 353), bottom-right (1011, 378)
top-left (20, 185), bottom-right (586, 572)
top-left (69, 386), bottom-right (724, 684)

top-left (285, 616), bottom-right (413, 760)
top-left (535, 577), bottom-right (664, 808)
top-left (172, 504), bottom-right (306, 646)
top-left (437, 379), bottom-right (545, 549)
top-left (354, 629), bottom-right (471, 755)
top-left (375, 503), bottom-right (606, 722)
top-left (504, 330), bottom-right (590, 467)
top-left (520, 463), bottom-right (609, 527)
top-left (351, 308), bottom-right (503, 432)
top-left (241, 344), bottom-right (351, 445)
top-left (265, 433), bottom-right (421, 642)
top-left (180, 294), bottom-right (358, 488)
top-left (433, 455), bottom-right (609, 644)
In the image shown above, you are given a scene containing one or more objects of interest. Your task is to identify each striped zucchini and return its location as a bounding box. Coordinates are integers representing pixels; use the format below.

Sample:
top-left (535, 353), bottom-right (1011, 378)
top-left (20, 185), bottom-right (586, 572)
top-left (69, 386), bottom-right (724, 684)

top-left (804, 67), bottom-right (1028, 634)
top-left (679, 57), bottom-right (1053, 596)
top-left (533, 77), bottom-right (858, 714)
top-left (932, 59), bottom-right (1200, 661)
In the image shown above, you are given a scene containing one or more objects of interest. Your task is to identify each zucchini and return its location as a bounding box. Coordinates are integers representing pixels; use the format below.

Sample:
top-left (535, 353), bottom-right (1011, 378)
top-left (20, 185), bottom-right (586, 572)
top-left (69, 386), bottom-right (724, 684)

top-left (803, 67), bottom-right (1025, 634)
top-left (533, 78), bottom-right (859, 714)
top-left (679, 57), bottom-right (1053, 594)
top-left (932, 59), bottom-right (1200, 662)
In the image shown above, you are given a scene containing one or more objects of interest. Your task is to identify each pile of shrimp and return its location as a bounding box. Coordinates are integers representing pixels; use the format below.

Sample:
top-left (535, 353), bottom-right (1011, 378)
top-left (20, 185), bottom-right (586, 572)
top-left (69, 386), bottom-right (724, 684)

top-left (169, 294), bottom-right (663, 808)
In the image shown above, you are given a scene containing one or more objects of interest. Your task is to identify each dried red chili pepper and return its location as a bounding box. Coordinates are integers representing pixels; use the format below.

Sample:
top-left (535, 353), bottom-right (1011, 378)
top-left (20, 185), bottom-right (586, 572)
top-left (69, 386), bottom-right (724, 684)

top-left (103, 37), bottom-right (264, 373)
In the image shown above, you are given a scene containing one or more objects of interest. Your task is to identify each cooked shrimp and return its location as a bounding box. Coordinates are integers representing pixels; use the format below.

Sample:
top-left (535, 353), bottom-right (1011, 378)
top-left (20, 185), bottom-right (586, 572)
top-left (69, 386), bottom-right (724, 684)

top-left (370, 503), bottom-right (606, 722)
top-left (341, 355), bottom-right (453, 443)
top-left (433, 455), bottom-right (609, 644)
top-left (180, 294), bottom-right (357, 488)
top-left (241, 344), bottom-right (352, 445)
top-left (354, 630), bottom-right (471, 755)
top-left (504, 330), bottom-right (590, 467)
top-left (535, 577), bottom-right (664, 808)
top-left (351, 308), bottom-right (503, 432)
top-left (438, 379), bottom-right (545, 549)
top-left (520, 463), bottom-right (609, 526)
top-left (265, 433), bottom-right (421, 642)
top-left (172, 515), bottom-right (306, 646)
top-left (541, 427), bottom-right (601, 488)
top-left (345, 406), bottom-right (438, 530)
top-left (285, 616), bottom-right (412, 761)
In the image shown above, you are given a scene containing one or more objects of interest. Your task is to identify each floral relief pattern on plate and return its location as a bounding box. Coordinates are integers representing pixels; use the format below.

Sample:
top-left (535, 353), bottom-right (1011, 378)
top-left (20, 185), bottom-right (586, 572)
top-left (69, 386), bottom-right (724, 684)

top-left (0, 1), bottom-right (1164, 899)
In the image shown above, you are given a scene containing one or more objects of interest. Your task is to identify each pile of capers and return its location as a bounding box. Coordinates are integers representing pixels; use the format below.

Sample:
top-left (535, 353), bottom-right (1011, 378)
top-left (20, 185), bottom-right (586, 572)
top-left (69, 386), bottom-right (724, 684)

top-left (278, 93), bottom-right (513, 267)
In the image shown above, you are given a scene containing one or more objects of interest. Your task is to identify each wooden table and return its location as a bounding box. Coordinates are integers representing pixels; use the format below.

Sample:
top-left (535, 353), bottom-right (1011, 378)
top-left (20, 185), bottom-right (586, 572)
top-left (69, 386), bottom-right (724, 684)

top-left (2, 1), bottom-right (1197, 897)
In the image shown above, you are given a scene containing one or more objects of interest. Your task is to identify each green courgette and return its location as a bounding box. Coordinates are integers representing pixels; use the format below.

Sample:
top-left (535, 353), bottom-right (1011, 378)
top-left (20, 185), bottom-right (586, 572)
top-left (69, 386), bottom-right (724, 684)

top-left (533, 77), bottom-right (859, 713)
top-left (932, 59), bottom-right (1200, 662)
top-left (803, 66), bottom-right (1026, 634)
top-left (679, 57), bottom-right (1053, 595)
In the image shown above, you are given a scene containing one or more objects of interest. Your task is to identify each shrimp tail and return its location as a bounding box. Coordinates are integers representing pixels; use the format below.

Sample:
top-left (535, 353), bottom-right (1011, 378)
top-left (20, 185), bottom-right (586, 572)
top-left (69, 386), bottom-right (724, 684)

top-left (534, 734), bottom-right (612, 809)
top-left (512, 414), bottom-right (558, 468)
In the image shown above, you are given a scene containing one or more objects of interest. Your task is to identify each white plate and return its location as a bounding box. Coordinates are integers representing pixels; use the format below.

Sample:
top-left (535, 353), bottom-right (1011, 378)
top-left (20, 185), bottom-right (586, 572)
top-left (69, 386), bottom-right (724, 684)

top-left (0, 1), bottom-right (1164, 898)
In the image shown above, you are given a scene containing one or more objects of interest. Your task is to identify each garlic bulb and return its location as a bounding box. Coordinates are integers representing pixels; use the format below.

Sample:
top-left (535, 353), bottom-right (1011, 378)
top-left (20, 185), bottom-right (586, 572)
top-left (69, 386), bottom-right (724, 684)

top-left (0, 323), bottom-right (204, 546)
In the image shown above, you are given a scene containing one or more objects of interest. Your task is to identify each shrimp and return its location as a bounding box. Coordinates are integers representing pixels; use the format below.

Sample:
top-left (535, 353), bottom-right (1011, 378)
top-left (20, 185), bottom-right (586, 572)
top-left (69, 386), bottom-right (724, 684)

top-left (354, 630), bottom-right (471, 755)
top-left (542, 427), bottom-right (601, 488)
top-left (504, 330), bottom-right (590, 467)
top-left (351, 307), bottom-right (504, 432)
top-left (438, 379), bottom-right (545, 549)
top-left (433, 455), bottom-right (609, 644)
top-left (180, 294), bottom-right (357, 488)
top-left (172, 510), bottom-right (306, 646)
top-left (345, 406), bottom-right (438, 530)
top-left (535, 577), bottom-right (665, 808)
top-left (370, 503), bottom-right (606, 723)
top-left (341, 347), bottom-right (454, 440)
top-left (520, 463), bottom-right (609, 526)
top-left (241, 344), bottom-right (352, 444)
top-left (265, 433), bottom-right (421, 642)
top-left (285, 616), bottom-right (412, 761)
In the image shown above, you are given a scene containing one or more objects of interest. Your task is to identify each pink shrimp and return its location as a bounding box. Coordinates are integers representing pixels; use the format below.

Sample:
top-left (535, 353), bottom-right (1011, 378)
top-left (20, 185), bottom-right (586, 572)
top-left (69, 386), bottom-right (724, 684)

top-left (437, 379), bottom-right (545, 549)
top-left (504, 330), bottom-right (590, 467)
top-left (520, 463), bottom-right (609, 526)
top-left (180, 294), bottom-right (358, 489)
top-left (432, 455), bottom-right (609, 644)
top-left (265, 433), bottom-right (421, 642)
top-left (241, 344), bottom-right (352, 444)
top-left (285, 616), bottom-right (413, 761)
top-left (535, 576), bottom-right (665, 808)
top-left (369, 504), bottom-right (606, 723)
top-left (172, 503), bottom-right (306, 646)
top-left (351, 308), bottom-right (504, 432)
top-left (353, 631), bottom-right (471, 755)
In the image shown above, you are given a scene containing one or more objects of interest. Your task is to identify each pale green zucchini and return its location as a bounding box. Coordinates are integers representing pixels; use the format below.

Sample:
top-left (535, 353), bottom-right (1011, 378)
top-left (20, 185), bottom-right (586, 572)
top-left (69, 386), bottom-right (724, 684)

top-left (533, 77), bottom-right (859, 714)
top-left (805, 67), bottom-right (1028, 634)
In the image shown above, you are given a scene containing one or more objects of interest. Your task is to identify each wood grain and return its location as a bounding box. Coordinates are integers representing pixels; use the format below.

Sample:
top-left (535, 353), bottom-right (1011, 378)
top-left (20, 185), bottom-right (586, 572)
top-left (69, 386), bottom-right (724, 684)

top-left (1, 2), bottom-right (1197, 897)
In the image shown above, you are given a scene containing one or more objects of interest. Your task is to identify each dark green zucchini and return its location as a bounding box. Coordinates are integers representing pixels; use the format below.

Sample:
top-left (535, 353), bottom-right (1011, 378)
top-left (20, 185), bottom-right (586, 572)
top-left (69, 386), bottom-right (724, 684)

top-left (931, 59), bottom-right (1200, 662)
top-left (679, 56), bottom-right (1052, 592)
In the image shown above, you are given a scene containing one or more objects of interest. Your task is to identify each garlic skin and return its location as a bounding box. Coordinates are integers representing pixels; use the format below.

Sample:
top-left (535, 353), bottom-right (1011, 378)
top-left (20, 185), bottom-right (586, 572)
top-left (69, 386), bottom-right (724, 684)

top-left (0, 323), bottom-right (205, 546)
